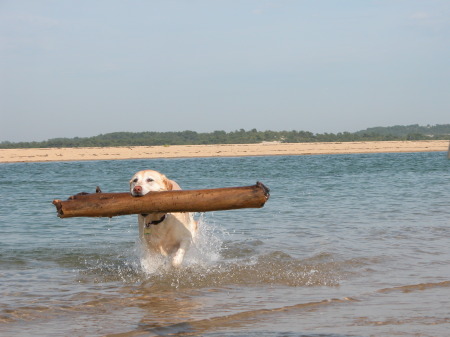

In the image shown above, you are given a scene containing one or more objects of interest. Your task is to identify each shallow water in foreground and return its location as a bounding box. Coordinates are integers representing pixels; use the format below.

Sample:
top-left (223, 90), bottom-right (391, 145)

top-left (1, 152), bottom-right (450, 336)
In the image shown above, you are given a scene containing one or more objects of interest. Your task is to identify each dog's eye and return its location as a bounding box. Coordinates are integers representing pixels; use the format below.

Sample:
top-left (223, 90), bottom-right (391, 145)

top-left (146, 178), bottom-right (154, 182)
top-left (133, 178), bottom-right (138, 183)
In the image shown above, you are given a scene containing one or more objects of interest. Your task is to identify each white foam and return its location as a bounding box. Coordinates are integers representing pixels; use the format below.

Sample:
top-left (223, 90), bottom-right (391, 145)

top-left (138, 214), bottom-right (224, 274)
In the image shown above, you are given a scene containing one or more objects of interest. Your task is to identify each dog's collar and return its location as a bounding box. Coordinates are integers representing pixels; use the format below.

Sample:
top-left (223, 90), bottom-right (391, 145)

top-left (144, 214), bottom-right (167, 227)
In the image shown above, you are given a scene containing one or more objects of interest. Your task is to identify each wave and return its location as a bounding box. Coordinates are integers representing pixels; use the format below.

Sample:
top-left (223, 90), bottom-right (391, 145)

top-left (106, 297), bottom-right (359, 337)
top-left (74, 250), bottom-right (349, 290)
top-left (139, 248), bottom-right (364, 292)
top-left (0, 245), bottom-right (355, 324)
top-left (71, 215), bottom-right (356, 288)
top-left (377, 280), bottom-right (450, 294)
top-left (106, 279), bottom-right (450, 336)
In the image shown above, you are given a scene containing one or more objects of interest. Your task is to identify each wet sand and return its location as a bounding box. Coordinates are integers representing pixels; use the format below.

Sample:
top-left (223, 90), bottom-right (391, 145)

top-left (0, 140), bottom-right (448, 163)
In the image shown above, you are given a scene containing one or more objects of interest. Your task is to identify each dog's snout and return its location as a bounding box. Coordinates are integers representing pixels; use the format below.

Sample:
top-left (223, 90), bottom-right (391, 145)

top-left (133, 186), bottom-right (142, 194)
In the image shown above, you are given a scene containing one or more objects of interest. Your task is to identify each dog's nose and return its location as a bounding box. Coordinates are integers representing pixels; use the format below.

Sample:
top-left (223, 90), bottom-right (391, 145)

top-left (133, 186), bottom-right (142, 194)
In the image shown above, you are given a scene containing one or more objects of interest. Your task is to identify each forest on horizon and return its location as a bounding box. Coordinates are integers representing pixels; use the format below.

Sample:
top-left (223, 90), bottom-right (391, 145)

top-left (1, 124), bottom-right (450, 149)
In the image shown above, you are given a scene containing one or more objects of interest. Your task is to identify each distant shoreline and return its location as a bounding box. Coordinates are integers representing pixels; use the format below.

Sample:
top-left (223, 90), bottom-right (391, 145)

top-left (0, 140), bottom-right (448, 163)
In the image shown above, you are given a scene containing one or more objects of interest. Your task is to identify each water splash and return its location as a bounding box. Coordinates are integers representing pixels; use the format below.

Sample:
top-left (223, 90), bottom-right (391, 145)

top-left (139, 213), bottom-right (224, 274)
top-left (77, 216), bottom-right (349, 290)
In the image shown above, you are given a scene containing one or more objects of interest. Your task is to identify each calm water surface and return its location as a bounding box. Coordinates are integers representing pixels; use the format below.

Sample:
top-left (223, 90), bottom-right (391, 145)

top-left (1, 152), bottom-right (450, 336)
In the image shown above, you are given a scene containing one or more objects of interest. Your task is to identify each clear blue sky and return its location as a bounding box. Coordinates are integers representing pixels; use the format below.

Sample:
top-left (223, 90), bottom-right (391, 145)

top-left (1, 0), bottom-right (449, 142)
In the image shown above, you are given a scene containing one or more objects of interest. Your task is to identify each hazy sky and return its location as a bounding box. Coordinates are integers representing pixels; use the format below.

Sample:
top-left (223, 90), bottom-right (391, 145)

top-left (1, 1), bottom-right (449, 142)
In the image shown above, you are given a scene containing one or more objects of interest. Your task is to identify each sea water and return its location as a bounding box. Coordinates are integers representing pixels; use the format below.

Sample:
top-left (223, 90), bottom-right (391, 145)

top-left (1, 152), bottom-right (450, 336)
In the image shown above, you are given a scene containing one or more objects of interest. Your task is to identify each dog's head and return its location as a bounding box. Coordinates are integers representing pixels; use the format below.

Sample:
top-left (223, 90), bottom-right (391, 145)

top-left (130, 170), bottom-right (174, 196)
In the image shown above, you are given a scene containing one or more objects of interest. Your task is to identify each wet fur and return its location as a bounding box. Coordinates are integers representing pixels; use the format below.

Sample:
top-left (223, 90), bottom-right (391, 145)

top-left (129, 170), bottom-right (197, 267)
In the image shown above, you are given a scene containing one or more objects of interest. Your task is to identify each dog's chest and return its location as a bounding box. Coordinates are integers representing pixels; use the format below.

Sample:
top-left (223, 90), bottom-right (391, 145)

top-left (139, 218), bottom-right (168, 240)
top-left (142, 223), bottom-right (165, 240)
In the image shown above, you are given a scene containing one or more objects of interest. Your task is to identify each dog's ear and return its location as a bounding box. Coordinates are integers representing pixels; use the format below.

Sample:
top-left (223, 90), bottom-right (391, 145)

top-left (163, 176), bottom-right (173, 191)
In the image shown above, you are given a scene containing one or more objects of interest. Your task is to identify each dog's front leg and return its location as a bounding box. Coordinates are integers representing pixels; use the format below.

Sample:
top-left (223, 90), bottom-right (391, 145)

top-left (171, 239), bottom-right (191, 267)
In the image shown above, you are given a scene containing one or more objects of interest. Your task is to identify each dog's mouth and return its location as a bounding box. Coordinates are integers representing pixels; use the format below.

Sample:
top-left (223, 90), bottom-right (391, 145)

top-left (131, 189), bottom-right (146, 197)
top-left (131, 189), bottom-right (164, 197)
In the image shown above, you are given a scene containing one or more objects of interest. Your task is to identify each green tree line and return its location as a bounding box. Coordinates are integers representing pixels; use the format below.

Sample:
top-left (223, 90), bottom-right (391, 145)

top-left (1, 124), bottom-right (450, 149)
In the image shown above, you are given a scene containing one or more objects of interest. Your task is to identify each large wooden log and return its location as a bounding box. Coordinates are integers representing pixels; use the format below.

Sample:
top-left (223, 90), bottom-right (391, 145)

top-left (53, 182), bottom-right (270, 218)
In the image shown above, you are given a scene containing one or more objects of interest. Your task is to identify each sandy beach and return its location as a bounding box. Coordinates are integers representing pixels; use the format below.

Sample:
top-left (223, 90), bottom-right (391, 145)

top-left (0, 140), bottom-right (449, 163)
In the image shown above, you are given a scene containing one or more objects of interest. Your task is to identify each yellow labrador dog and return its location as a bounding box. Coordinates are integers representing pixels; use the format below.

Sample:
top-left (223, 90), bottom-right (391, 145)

top-left (130, 170), bottom-right (197, 267)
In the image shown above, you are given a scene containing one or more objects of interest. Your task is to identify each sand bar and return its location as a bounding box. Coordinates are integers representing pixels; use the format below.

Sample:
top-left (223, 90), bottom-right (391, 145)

top-left (0, 140), bottom-right (449, 163)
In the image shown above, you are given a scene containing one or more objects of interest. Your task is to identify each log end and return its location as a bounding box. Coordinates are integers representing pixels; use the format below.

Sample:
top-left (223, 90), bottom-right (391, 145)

top-left (255, 181), bottom-right (270, 207)
top-left (52, 199), bottom-right (64, 218)
top-left (256, 181), bottom-right (270, 198)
